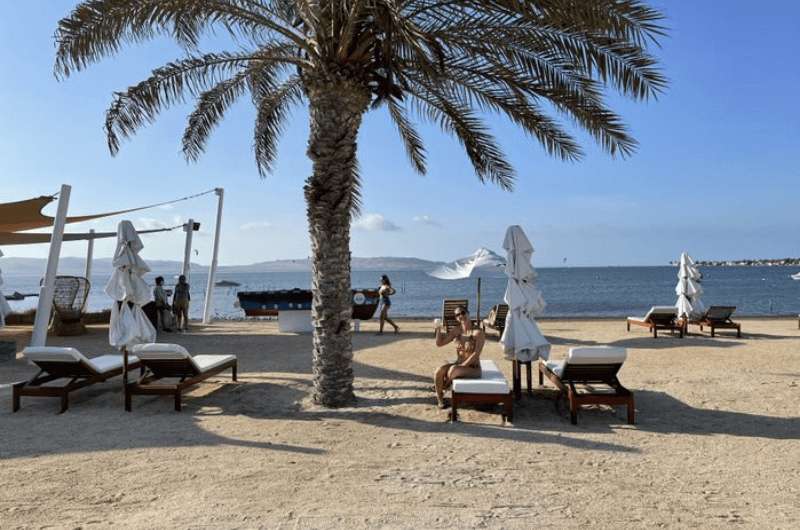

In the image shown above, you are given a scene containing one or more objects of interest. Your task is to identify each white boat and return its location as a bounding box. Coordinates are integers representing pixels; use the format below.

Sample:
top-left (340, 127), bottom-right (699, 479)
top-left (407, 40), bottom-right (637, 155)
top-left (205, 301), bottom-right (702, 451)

top-left (791, 272), bottom-right (800, 280)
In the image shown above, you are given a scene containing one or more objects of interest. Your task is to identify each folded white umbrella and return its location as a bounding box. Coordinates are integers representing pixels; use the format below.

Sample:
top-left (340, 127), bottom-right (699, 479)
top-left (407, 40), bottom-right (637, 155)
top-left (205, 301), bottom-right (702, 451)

top-left (0, 249), bottom-right (11, 327)
top-left (675, 251), bottom-right (706, 320)
top-left (428, 247), bottom-right (505, 318)
top-left (105, 221), bottom-right (156, 350)
top-left (500, 226), bottom-right (550, 362)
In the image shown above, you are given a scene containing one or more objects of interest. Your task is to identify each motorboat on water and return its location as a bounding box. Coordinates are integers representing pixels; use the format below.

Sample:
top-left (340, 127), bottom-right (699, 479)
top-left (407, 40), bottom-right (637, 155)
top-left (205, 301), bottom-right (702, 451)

top-left (791, 272), bottom-right (800, 280)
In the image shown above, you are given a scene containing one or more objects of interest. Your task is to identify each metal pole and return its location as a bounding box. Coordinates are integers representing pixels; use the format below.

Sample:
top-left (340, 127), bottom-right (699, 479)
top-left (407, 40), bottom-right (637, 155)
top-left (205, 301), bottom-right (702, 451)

top-left (202, 189), bottom-right (224, 324)
top-left (85, 229), bottom-right (95, 280)
top-left (182, 218), bottom-right (194, 281)
top-left (476, 276), bottom-right (481, 321)
top-left (31, 184), bottom-right (71, 347)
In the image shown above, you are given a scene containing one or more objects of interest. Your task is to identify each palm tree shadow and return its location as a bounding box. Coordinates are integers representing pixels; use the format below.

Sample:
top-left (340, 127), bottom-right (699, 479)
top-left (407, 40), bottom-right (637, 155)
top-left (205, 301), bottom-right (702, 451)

top-left (0, 380), bottom-right (325, 460)
top-left (544, 335), bottom-right (601, 347)
top-left (633, 390), bottom-right (799, 439)
top-left (524, 388), bottom-right (799, 440)
top-left (609, 336), bottom-right (742, 349)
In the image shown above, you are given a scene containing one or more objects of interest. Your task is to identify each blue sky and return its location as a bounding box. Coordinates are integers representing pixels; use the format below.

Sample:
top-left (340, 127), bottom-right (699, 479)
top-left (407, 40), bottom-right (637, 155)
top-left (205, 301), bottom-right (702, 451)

top-left (1, 1), bottom-right (798, 267)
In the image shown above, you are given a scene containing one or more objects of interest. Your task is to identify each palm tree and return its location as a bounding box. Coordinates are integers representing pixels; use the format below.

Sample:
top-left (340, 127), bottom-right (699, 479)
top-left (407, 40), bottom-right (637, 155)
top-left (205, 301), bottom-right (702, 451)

top-left (55, 0), bottom-right (667, 407)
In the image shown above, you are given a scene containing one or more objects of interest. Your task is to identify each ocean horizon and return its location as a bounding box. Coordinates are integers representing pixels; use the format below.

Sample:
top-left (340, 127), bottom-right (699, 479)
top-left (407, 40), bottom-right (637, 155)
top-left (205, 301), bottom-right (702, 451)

top-left (4, 265), bottom-right (799, 320)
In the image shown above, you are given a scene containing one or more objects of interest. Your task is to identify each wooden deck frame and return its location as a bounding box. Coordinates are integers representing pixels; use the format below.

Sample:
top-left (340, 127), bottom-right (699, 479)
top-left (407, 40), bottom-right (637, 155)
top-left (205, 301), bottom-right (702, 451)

top-left (687, 307), bottom-right (741, 337)
top-left (12, 359), bottom-right (142, 414)
top-left (126, 357), bottom-right (237, 412)
top-left (626, 315), bottom-right (684, 338)
top-left (482, 304), bottom-right (509, 338)
top-left (538, 361), bottom-right (634, 425)
top-left (441, 299), bottom-right (469, 332)
top-left (450, 390), bottom-right (513, 424)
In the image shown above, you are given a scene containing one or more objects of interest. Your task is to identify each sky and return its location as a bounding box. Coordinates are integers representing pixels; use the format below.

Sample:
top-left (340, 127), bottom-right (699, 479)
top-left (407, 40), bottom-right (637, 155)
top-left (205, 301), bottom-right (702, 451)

top-left (1, 1), bottom-right (798, 267)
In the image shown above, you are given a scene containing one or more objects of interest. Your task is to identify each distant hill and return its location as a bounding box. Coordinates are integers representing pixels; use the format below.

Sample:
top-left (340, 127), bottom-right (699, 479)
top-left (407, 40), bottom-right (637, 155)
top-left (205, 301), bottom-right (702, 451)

top-left (1, 256), bottom-right (443, 275)
top-left (0, 257), bottom-right (205, 276)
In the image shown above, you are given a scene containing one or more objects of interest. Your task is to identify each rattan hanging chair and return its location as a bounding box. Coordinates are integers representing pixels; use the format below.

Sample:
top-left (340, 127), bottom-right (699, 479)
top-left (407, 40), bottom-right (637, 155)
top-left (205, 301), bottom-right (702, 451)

top-left (49, 275), bottom-right (91, 336)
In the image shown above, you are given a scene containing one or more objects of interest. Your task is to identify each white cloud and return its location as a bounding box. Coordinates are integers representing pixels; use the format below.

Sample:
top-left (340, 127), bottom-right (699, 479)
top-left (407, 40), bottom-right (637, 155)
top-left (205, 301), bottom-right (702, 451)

top-left (412, 215), bottom-right (441, 227)
top-left (352, 213), bottom-right (401, 232)
top-left (136, 217), bottom-right (172, 230)
top-left (240, 221), bottom-right (273, 231)
top-left (158, 203), bottom-right (175, 211)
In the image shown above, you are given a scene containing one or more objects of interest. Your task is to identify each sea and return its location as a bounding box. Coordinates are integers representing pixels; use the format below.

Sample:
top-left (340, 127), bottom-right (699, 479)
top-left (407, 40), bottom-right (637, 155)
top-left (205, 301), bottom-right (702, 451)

top-left (3, 266), bottom-right (800, 320)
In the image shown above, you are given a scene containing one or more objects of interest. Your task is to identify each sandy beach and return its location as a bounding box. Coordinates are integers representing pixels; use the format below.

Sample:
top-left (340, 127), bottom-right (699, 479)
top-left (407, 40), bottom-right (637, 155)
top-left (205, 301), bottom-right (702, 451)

top-left (1, 318), bottom-right (798, 529)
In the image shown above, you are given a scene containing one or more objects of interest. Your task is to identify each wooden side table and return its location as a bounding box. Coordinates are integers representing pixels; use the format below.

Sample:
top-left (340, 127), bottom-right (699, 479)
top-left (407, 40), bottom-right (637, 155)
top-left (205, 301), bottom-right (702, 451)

top-left (511, 359), bottom-right (533, 401)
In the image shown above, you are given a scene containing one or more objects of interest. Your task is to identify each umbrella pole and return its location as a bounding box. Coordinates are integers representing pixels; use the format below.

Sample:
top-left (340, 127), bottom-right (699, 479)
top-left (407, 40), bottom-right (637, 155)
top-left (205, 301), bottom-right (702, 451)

top-left (476, 277), bottom-right (481, 321)
top-left (123, 345), bottom-right (130, 412)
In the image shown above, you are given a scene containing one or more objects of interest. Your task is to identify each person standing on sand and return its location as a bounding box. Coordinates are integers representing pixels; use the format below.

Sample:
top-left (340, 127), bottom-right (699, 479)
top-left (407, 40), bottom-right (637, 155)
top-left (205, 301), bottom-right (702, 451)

top-left (173, 275), bottom-right (190, 332)
top-left (153, 276), bottom-right (172, 332)
top-left (376, 274), bottom-right (399, 335)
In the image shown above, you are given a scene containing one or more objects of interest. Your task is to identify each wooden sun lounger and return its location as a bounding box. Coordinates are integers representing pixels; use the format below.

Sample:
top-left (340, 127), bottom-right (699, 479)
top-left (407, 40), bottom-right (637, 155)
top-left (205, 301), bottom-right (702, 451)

top-left (690, 306), bottom-right (741, 337)
top-left (128, 343), bottom-right (237, 411)
top-left (13, 347), bottom-right (141, 413)
top-left (626, 306), bottom-right (684, 338)
top-left (450, 360), bottom-right (513, 424)
top-left (441, 299), bottom-right (469, 332)
top-left (538, 346), bottom-right (634, 425)
top-left (481, 304), bottom-right (509, 338)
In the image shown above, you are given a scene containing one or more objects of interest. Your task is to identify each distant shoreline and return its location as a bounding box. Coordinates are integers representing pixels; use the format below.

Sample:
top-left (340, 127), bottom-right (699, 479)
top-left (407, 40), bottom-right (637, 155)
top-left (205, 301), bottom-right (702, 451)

top-left (669, 259), bottom-right (800, 267)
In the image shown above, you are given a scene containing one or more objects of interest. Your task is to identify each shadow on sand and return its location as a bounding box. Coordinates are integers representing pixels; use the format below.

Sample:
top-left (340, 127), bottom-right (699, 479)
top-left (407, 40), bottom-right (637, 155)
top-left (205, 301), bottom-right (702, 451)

top-left (2, 326), bottom-right (797, 464)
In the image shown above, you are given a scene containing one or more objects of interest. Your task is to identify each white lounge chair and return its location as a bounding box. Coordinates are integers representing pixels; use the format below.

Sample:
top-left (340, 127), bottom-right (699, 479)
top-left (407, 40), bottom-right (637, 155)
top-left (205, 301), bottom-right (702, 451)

top-left (13, 347), bottom-right (141, 413)
top-left (128, 343), bottom-right (237, 411)
top-left (451, 359), bottom-right (513, 423)
top-left (626, 306), bottom-right (683, 338)
top-left (539, 346), bottom-right (634, 425)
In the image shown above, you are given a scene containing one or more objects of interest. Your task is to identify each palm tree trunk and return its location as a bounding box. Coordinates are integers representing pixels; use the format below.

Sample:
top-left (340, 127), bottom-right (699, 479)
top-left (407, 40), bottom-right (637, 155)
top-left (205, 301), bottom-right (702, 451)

top-left (304, 82), bottom-right (369, 407)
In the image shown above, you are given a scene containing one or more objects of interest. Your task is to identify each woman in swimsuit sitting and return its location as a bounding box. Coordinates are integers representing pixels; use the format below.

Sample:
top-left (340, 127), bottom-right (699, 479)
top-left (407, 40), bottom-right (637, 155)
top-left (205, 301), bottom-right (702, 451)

top-left (433, 306), bottom-right (485, 408)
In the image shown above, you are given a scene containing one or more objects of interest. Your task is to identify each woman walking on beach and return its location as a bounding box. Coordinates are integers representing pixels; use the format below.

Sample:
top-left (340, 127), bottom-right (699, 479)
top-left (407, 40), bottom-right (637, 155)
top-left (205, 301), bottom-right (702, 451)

top-left (433, 307), bottom-right (484, 408)
top-left (173, 275), bottom-right (190, 332)
top-left (377, 275), bottom-right (399, 335)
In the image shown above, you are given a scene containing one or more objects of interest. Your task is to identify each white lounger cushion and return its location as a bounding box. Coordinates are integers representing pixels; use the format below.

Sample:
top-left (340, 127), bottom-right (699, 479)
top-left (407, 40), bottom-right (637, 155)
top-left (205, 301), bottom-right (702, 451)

top-left (452, 359), bottom-right (509, 394)
top-left (22, 347), bottom-right (138, 375)
top-left (546, 346), bottom-right (627, 377)
top-left (639, 306), bottom-right (677, 321)
top-left (131, 343), bottom-right (235, 374)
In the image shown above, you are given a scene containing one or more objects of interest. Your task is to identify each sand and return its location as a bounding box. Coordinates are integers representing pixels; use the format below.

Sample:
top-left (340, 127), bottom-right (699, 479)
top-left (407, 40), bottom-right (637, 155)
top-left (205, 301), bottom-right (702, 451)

top-left (1, 318), bottom-right (798, 529)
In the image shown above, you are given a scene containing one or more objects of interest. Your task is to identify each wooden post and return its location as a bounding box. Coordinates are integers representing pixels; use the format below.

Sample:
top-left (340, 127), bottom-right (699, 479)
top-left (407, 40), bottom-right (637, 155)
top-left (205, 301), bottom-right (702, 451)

top-left (31, 185), bottom-right (70, 347)
top-left (84, 229), bottom-right (95, 280)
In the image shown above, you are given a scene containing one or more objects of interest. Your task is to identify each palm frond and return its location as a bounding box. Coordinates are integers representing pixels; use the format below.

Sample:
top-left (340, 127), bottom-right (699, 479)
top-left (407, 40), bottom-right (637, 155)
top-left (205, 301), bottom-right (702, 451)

top-left (410, 84), bottom-right (515, 190)
top-left (253, 75), bottom-right (304, 176)
top-left (55, 0), bottom-right (312, 77)
top-left (385, 98), bottom-right (427, 174)
top-left (104, 52), bottom-right (257, 154)
top-left (182, 71), bottom-right (250, 162)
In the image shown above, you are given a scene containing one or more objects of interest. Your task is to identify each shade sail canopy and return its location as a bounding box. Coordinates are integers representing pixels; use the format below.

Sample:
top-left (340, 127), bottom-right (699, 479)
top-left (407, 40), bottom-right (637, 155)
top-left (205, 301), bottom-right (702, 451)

top-left (0, 195), bottom-right (148, 232)
top-left (106, 221), bottom-right (155, 349)
top-left (499, 226), bottom-right (550, 362)
top-left (0, 226), bottom-right (177, 246)
top-left (0, 189), bottom-right (216, 233)
top-left (428, 248), bottom-right (506, 280)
